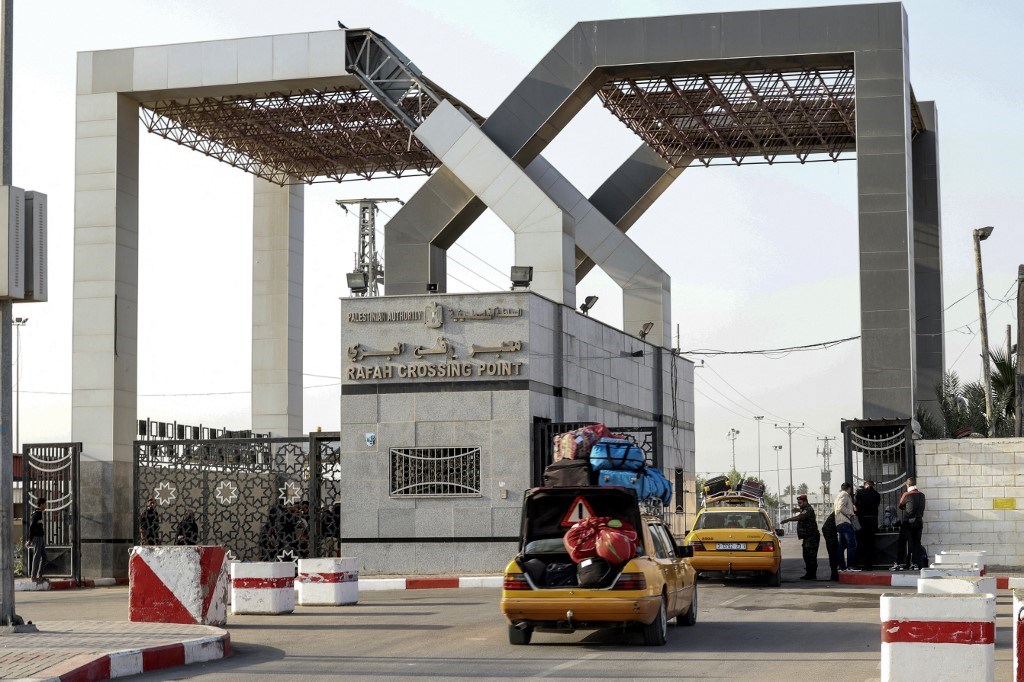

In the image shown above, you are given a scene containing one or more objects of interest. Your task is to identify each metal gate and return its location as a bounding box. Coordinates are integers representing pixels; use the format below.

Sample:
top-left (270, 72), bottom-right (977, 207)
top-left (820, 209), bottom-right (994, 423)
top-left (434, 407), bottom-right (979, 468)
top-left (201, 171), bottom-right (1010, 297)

top-left (21, 443), bottom-right (81, 583)
top-left (531, 421), bottom-right (659, 487)
top-left (842, 418), bottom-right (916, 567)
top-left (134, 432), bottom-right (341, 561)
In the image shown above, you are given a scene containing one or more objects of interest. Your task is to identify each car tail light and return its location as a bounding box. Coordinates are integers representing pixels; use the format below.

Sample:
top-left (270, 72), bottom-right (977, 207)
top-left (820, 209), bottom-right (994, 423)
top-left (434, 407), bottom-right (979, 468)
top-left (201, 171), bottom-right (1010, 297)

top-left (689, 540), bottom-right (706, 552)
top-left (613, 573), bottom-right (647, 590)
top-left (503, 573), bottom-right (532, 590)
top-left (756, 541), bottom-right (775, 552)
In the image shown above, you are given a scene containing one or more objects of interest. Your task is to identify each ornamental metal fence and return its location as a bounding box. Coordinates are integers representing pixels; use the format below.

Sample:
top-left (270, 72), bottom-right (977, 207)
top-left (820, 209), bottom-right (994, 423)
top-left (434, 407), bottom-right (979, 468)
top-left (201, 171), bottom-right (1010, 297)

top-left (134, 432), bottom-right (341, 562)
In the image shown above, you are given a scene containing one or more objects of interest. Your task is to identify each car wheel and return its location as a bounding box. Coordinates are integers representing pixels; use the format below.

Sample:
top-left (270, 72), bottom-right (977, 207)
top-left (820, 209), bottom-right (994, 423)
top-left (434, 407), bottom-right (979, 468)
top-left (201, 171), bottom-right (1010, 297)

top-left (680, 585), bottom-right (697, 626)
top-left (641, 596), bottom-right (668, 646)
top-left (508, 623), bottom-right (533, 645)
top-left (768, 569), bottom-right (781, 587)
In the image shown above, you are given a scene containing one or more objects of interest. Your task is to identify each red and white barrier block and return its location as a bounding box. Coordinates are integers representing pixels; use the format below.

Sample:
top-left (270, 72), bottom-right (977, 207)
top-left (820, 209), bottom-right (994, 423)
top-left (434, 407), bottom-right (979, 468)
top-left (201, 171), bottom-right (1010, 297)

top-left (1014, 589), bottom-right (1024, 682)
top-left (297, 558), bottom-right (359, 606)
top-left (231, 562), bottom-right (295, 615)
top-left (129, 546), bottom-right (228, 626)
top-left (881, 593), bottom-right (995, 682)
top-left (917, 576), bottom-right (996, 596)
top-left (920, 564), bottom-right (981, 579)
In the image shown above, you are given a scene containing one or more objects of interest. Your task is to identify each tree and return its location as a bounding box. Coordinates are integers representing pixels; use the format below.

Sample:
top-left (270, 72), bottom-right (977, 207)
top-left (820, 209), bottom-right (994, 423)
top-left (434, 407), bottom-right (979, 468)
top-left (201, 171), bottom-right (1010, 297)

top-left (989, 347), bottom-right (1018, 436)
top-left (797, 482), bottom-right (809, 495)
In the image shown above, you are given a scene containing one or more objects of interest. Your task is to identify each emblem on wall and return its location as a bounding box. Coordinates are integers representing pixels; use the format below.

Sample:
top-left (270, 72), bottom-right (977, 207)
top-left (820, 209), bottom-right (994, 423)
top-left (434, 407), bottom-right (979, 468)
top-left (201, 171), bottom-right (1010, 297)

top-left (424, 302), bottom-right (444, 329)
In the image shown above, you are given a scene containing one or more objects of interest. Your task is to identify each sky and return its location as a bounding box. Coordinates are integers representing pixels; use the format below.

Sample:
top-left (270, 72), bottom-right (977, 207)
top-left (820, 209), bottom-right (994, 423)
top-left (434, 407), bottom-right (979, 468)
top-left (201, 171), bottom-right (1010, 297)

top-left (8, 0), bottom-right (1022, 497)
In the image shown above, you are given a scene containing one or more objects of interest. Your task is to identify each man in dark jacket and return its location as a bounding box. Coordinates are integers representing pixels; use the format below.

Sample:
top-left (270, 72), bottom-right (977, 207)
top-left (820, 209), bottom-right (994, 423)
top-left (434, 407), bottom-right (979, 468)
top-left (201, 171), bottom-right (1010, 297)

top-left (782, 494), bottom-right (819, 580)
top-left (893, 478), bottom-right (926, 570)
top-left (855, 480), bottom-right (881, 570)
top-left (821, 511), bottom-right (840, 581)
top-left (29, 497), bottom-right (47, 583)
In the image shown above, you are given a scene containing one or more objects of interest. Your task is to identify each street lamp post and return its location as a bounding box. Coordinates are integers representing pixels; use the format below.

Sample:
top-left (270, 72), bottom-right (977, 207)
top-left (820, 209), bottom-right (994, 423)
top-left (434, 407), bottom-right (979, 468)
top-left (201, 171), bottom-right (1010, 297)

top-left (754, 416), bottom-right (764, 481)
top-left (774, 423), bottom-right (804, 515)
top-left (727, 428), bottom-right (740, 471)
top-left (13, 318), bottom-right (25, 453)
top-left (772, 444), bottom-right (783, 523)
top-left (973, 226), bottom-right (995, 436)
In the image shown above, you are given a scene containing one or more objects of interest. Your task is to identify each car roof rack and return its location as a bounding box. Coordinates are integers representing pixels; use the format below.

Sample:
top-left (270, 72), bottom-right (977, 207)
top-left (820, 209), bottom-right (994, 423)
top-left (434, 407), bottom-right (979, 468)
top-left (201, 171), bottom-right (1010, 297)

top-left (703, 491), bottom-right (765, 509)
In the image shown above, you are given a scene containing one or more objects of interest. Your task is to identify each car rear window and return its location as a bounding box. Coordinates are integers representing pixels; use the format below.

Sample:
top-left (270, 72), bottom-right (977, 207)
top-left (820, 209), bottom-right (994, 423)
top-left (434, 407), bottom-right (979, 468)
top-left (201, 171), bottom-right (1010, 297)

top-left (696, 511), bottom-right (769, 530)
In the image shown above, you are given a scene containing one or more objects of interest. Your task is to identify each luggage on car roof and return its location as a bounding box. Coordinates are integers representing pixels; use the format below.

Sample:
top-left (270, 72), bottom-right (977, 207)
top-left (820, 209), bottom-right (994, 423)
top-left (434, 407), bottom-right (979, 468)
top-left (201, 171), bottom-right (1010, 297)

top-left (543, 458), bottom-right (595, 487)
top-left (703, 475), bottom-right (729, 497)
top-left (589, 438), bottom-right (646, 472)
top-left (552, 424), bottom-right (610, 461)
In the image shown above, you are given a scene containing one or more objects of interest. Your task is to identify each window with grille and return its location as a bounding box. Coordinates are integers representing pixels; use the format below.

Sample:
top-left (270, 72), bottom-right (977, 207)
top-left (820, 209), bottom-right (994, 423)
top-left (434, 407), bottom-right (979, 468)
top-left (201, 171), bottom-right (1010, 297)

top-left (389, 447), bottom-right (481, 497)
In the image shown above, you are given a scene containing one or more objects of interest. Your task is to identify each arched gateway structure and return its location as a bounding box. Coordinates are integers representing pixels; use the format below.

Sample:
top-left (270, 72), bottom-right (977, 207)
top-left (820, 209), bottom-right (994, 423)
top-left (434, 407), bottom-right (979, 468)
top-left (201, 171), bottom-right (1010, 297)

top-left (74, 3), bottom-right (941, 575)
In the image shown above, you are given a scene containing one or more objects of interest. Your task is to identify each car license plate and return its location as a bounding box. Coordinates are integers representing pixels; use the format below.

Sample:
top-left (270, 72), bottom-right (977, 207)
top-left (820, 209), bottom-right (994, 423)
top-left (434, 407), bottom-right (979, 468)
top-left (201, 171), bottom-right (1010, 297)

top-left (717, 542), bottom-right (745, 550)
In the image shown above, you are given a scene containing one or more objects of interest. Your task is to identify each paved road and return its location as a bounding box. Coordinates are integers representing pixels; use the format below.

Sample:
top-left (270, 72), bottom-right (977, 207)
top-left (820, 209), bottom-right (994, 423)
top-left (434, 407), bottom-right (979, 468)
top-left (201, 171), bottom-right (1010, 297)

top-left (11, 539), bottom-right (1015, 680)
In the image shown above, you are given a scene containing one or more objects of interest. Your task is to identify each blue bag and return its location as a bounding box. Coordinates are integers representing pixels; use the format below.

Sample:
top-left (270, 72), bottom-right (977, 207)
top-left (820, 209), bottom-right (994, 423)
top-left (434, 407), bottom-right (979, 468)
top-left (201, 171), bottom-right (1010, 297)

top-left (639, 467), bottom-right (673, 505)
top-left (590, 438), bottom-right (646, 472)
top-left (597, 469), bottom-right (642, 498)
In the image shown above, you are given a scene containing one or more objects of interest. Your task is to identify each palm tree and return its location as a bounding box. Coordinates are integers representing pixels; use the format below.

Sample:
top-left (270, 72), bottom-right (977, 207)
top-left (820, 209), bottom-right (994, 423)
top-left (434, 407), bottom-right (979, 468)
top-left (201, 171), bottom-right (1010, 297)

top-left (989, 348), bottom-right (1017, 436)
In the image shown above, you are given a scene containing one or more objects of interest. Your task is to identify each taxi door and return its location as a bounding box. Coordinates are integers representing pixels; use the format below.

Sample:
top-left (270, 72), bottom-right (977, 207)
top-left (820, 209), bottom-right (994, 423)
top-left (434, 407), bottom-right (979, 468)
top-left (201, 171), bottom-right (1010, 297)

top-left (644, 522), bottom-right (680, 613)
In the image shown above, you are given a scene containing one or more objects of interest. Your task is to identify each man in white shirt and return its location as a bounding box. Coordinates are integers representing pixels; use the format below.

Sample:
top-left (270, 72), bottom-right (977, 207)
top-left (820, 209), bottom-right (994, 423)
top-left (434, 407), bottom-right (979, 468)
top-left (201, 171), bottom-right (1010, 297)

top-left (834, 482), bottom-right (859, 572)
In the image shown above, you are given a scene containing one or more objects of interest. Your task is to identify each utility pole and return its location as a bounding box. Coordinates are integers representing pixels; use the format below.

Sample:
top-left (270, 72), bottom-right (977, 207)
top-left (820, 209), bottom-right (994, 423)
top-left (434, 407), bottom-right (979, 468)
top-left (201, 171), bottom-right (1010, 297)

top-left (1017, 265), bottom-right (1023, 437)
top-left (817, 436), bottom-right (836, 507)
top-left (337, 198), bottom-right (403, 297)
top-left (772, 444), bottom-right (783, 523)
top-left (0, 0), bottom-right (14, 626)
top-left (775, 423), bottom-right (804, 514)
top-left (726, 428), bottom-right (740, 472)
top-left (753, 416), bottom-right (764, 481)
top-left (973, 226), bottom-right (995, 436)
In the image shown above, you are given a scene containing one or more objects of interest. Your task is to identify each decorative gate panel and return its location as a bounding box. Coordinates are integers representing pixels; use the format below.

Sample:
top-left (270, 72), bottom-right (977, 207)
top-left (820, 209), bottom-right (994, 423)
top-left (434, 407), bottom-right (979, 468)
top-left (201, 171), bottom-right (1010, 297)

top-left (21, 443), bottom-right (81, 582)
top-left (134, 433), bottom-right (341, 562)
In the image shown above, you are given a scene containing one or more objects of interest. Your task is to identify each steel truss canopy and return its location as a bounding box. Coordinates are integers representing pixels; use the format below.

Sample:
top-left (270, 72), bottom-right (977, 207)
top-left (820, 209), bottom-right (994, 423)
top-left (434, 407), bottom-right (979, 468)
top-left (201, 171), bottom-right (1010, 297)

top-left (599, 66), bottom-right (924, 167)
top-left (139, 85), bottom-right (444, 185)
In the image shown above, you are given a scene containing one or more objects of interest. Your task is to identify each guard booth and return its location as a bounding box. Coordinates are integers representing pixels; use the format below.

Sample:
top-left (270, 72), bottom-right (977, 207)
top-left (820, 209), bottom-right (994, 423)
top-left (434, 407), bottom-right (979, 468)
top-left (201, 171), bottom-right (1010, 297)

top-left (841, 419), bottom-right (916, 568)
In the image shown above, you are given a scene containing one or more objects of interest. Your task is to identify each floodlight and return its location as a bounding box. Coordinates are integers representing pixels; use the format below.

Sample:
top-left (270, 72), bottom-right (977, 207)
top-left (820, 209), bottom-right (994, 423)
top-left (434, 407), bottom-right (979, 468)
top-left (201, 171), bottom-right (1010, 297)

top-left (639, 322), bottom-right (654, 340)
top-left (510, 266), bottom-right (533, 289)
top-left (347, 271), bottom-right (368, 294)
top-left (579, 295), bottom-right (599, 316)
top-left (974, 225), bottom-right (994, 241)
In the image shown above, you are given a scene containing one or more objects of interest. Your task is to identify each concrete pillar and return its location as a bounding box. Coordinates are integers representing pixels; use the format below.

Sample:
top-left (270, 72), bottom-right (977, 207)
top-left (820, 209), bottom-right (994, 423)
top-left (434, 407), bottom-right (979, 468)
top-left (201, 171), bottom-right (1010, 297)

top-left (72, 90), bottom-right (140, 578)
top-left (855, 23), bottom-right (917, 418)
top-left (912, 101), bottom-right (944, 422)
top-left (252, 177), bottom-right (303, 436)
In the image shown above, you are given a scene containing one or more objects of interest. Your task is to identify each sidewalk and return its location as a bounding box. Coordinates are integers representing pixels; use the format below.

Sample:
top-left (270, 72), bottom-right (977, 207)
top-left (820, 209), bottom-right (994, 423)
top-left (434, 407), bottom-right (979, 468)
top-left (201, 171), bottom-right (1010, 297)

top-left (15, 575), bottom-right (504, 593)
top-left (0, 621), bottom-right (229, 681)
top-left (15, 578), bottom-right (129, 592)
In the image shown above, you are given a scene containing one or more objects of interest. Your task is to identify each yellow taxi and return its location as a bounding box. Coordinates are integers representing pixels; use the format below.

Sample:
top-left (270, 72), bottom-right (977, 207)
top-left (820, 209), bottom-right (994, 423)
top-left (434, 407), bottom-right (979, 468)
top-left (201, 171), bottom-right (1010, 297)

top-left (500, 486), bottom-right (697, 646)
top-left (684, 492), bottom-right (782, 586)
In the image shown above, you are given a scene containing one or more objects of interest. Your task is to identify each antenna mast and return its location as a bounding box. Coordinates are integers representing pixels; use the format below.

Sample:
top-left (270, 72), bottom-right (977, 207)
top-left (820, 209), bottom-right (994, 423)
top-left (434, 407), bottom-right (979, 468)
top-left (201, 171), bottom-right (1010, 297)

top-left (336, 198), bottom-right (404, 297)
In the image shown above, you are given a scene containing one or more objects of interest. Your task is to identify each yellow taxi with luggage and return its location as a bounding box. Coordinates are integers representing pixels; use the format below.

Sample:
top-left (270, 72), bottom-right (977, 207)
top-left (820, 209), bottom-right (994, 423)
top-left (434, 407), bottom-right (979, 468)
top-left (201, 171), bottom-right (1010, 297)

top-left (684, 488), bottom-right (783, 586)
top-left (500, 486), bottom-right (697, 646)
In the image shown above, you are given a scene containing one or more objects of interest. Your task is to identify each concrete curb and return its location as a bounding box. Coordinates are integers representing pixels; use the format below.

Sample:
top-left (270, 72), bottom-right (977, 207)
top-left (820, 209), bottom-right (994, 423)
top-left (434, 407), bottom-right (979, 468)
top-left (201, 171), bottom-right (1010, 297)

top-left (19, 629), bottom-right (230, 682)
top-left (359, 576), bottom-right (503, 591)
top-left (840, 572), bottom-right (1016, 589)
top-left (17, 575), bottom-right (502, 594)
top-left (15, 578), bottom-right (130, 592)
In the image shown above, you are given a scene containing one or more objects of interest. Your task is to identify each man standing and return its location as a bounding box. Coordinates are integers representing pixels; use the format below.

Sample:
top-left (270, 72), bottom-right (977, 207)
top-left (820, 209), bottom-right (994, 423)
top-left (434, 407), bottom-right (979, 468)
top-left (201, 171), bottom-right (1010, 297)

top-left (821, 511), bottom-right (840, 581)
top-left (139, 497), bottom-right (161, 545)
top-left (834, 482), bottom-right (859, 572)
top-left (893, 478), bottom-right (926, 570)
top-left (855, 480), bottom-right (881, 570)
top-left (29, 497), bottom-right (47, 584)
top-left (782, 494), bottom-right (819, 581)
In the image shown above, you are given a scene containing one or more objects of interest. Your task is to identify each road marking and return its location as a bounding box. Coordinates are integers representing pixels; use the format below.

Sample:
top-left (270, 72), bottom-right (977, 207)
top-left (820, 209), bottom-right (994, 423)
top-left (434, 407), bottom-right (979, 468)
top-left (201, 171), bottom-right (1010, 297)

top-left (720, 594), bottom-right (746, 607)
top-left (532, 652), bottom-right (601, 677)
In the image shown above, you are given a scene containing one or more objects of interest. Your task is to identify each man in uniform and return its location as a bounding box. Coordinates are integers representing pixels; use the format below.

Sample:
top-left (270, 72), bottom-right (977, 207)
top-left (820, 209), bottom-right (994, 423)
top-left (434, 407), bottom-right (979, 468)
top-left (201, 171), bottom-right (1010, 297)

top-left (821, 511), bottom-right (840, 581)
top-left (782, 494), bottom-right (819, 581)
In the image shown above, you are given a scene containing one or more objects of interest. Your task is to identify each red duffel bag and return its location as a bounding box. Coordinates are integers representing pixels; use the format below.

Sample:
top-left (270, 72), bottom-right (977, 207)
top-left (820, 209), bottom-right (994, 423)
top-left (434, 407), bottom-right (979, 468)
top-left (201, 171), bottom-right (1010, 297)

top-left (563, 516), bottom-right (609, 563)
top-left (596, 521), bottom-right (638, 565)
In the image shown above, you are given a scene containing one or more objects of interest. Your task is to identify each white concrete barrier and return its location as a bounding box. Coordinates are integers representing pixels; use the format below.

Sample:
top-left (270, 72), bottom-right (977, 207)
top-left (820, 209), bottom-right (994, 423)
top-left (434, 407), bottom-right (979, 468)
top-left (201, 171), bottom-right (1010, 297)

top-left (296, 558), bottom-right (359, 606)
top-left (129, 546), bottom-right (228, 626)
top-left (937, 550), bottom-right (986, 571)
top-left (1014, 589), bottom-right (1024, 682)
top-left (881, 593), bottom-right (995, 682)
top-left (920, 564), bottom-right (981, 579)
top-left (917, 576), bottom-right (996, 596)
top-left (231, 562), bottom-right (295, 615)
